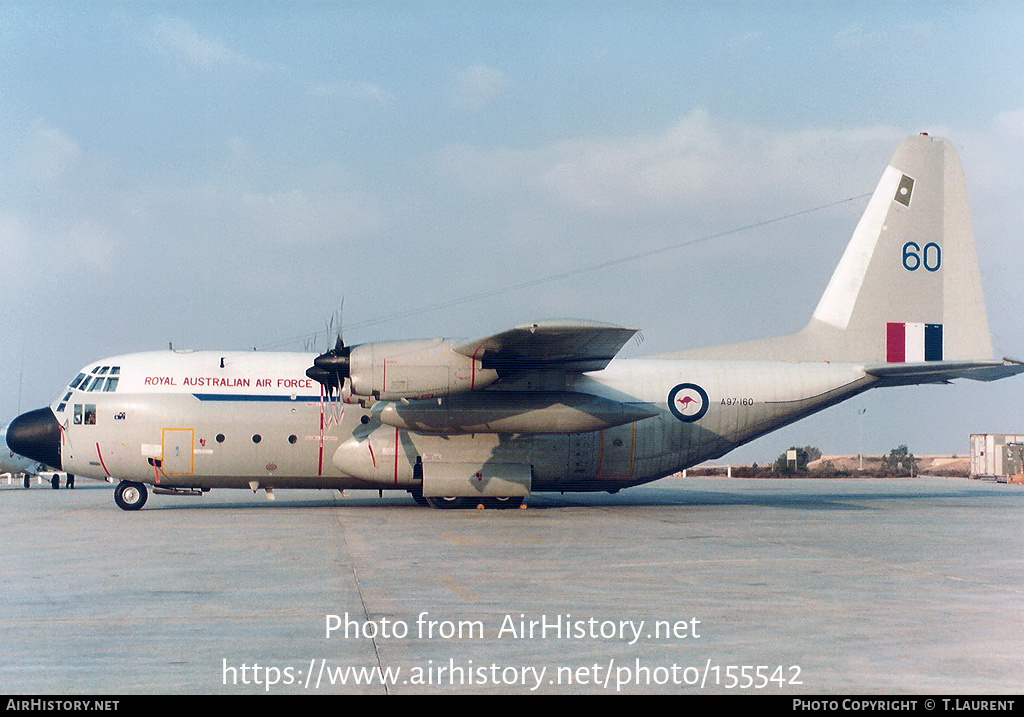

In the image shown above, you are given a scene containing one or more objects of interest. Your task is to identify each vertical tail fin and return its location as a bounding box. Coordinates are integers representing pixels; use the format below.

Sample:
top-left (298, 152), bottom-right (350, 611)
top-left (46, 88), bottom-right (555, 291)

top-left (808, 133), bottom-right (993, 363)
top-left (672, 134), bottom-right (999, 365)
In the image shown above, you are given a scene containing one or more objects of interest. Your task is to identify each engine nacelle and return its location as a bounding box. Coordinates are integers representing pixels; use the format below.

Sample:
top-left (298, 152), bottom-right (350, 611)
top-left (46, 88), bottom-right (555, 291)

top-left (348, 339), bottom-right (498, 400)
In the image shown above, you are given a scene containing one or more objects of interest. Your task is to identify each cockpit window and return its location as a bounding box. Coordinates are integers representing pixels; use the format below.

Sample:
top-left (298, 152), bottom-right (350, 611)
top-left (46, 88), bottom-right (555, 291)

top-left (71, 403), bottom-right (97, 424)
top-left (73, 366), bottom-right (122, 392)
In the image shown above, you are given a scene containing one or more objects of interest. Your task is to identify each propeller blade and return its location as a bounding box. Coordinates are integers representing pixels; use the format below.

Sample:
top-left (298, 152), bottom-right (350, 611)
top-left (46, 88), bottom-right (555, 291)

top-left (307, 299), bottom-right (351, 391)
top-left (334, 298), bottom-right (345, 353)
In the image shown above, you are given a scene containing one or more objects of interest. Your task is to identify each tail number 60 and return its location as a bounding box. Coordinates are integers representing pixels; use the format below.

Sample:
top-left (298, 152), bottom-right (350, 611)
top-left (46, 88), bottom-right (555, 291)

top-left (902, 241), bottom-right (941, 272)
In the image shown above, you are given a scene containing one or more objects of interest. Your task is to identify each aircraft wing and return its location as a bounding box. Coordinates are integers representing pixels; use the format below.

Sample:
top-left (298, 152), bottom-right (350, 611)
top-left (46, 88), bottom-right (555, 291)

top-left (375, 321), bottom-right (649, 434)
top-left (454, 320), bottom-right (640, 374)
top-left (865, 358), bottom-right (1024, 386)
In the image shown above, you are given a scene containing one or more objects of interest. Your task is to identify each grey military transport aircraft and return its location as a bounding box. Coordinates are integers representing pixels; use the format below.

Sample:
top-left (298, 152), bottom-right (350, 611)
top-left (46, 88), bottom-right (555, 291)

top-left (7, 134), bottom-right (1024, 510)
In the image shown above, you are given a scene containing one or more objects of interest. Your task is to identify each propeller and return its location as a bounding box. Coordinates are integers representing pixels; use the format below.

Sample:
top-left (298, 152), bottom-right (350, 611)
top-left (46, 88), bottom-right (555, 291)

top-left (306, 303), bottom-right (351, 399)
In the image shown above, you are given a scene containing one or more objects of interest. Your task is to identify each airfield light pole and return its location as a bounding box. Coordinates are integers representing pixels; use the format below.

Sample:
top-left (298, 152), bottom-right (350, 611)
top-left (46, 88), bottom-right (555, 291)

top-left (858, 408), bottom-right (867, 471)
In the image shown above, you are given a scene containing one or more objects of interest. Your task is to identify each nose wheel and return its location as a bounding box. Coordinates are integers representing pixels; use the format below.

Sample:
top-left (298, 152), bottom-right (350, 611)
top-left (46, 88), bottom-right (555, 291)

top-left (114, 481), bottom-right (149, 511)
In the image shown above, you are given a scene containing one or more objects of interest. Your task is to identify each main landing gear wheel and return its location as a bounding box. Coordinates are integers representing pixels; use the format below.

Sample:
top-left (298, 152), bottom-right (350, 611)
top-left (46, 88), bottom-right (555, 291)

top-left (425, 496), bottom-right (474, 509)
top-left (114, 481), bottom-right (148, 511)
top-left (423, 495), bottom-right (524, 509)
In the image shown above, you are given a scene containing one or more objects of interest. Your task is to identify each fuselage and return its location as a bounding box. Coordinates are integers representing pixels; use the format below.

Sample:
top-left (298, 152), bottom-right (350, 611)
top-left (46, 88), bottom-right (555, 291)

top-left (42, 349), bottom-right (876, 493)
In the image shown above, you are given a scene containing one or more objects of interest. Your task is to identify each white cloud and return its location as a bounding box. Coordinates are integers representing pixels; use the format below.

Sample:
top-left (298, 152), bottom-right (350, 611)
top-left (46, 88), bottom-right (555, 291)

top-left (452, 64), bottom-right (507, 109)
top-left (237, 188), bottom-right (382, 244)
top-left (0, 206), bottom-right (119, 273)
top-left (437, 109), bottom-right (904, 218)
top-left (308, 81), bottom-right (393, 105)
top-left (993, 108), bottom-right (1024, 139)
top-left (148, 16), bottom-right (270, 72)
top-left (0, 211), bottom-right (30, 264)
top-left (21, 123), bottom-right (82, 183)
top-left (724, 30), bottom-right (764, 53)
top-left (834, 22), bottom-right (934, 53)
top-left (834, 23), bottom-right (884, 52)
top-left (65, 218), bottom-right (116, 267)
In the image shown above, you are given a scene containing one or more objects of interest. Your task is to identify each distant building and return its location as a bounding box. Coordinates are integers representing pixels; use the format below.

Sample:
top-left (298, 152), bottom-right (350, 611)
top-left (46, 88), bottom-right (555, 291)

top-left (970, 434), bottom-right (1024, 482)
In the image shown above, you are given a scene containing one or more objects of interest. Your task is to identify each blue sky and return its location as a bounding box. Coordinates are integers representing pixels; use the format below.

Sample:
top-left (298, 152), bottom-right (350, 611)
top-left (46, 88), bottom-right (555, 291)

top-left (2, 2), bottom-right (1023, 463)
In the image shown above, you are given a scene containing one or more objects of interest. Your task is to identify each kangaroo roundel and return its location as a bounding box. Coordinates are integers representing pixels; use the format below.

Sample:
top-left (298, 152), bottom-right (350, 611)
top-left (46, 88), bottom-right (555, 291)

top-left (668, 383), bottom-right (709, 422)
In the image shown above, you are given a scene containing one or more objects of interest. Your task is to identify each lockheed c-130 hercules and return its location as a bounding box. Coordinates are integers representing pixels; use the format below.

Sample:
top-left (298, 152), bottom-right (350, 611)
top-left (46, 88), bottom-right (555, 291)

top-left (8, 134), bottom-right (1023, 510)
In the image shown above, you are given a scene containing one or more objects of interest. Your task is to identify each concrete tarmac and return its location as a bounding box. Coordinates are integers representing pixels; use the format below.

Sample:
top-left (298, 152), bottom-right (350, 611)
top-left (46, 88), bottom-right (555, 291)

top-left (2, 476), bottom-right (1022, 695)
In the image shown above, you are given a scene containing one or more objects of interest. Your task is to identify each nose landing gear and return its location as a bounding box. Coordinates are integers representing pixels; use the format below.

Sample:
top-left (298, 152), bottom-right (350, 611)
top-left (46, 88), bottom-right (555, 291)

top-left (114, 481), bottom-right (149, 511)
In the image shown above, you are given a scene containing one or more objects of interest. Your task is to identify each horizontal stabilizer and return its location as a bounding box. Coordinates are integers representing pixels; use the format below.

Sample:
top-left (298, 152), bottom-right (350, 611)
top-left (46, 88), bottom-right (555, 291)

top-left (865, 358), bottom-right (1024, 386)
top-left (455, 320), bottom-right (639, 373)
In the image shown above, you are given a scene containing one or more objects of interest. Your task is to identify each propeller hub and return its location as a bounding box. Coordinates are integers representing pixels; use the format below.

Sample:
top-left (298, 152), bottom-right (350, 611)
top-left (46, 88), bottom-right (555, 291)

top-left (308, 344), bottom-right (351, 390)
top-left (307, 308), bottom-right (350, 392)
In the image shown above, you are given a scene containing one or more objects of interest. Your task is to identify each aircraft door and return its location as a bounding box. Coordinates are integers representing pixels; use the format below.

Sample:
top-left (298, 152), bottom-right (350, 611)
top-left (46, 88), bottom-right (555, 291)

top-left (162, 428), bottom-right (194, 475)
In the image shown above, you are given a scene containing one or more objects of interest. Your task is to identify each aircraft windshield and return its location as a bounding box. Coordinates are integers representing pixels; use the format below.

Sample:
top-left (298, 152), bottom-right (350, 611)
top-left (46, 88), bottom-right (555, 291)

top-left (70, 366), bottom-right (121, 393)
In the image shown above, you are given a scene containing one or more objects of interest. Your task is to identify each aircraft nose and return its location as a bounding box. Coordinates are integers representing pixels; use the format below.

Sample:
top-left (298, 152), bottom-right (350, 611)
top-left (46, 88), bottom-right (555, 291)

top-left (6, 408), bottom-right (62, 470)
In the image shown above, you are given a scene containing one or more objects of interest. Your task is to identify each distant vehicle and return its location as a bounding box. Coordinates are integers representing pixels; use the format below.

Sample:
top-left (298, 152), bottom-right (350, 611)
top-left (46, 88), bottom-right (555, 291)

top-left (8, 135), bottom-right (1023, 510)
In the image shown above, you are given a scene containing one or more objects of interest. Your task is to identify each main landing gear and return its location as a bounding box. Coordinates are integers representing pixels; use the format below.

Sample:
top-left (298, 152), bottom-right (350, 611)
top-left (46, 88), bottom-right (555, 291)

top-left (425, 495), bottom-right (525, 509)
top-left (409, 489), bottom-right (524, 509)
top-left (114, 481), bottom-right (149, 511)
